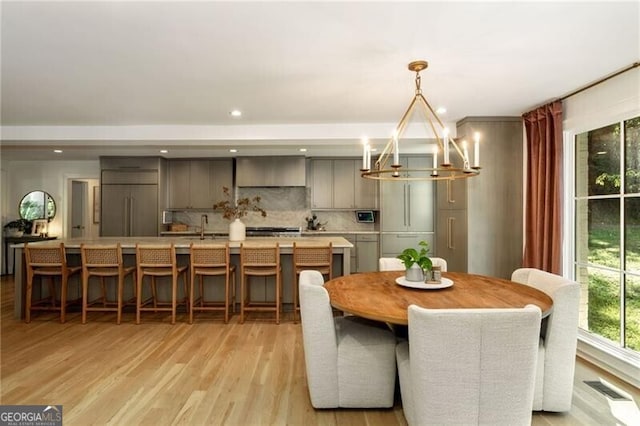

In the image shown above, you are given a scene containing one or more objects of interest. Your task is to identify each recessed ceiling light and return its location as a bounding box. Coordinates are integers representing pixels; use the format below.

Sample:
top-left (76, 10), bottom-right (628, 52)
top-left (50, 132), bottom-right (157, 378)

top-left (371, 148), bottom-right (378, 152)
top-left (436, 106), bottom-right (447, 114)
top-left (229, 149), bottom-right (238, 153)
top-left (230, 110), bottom-right (242, 117)
top-left (299, 148), bottom-right (307, 152)
top-left (160, 149), bottom-right (168, 153)
top-left (53, 149), bottom-right (63, 153)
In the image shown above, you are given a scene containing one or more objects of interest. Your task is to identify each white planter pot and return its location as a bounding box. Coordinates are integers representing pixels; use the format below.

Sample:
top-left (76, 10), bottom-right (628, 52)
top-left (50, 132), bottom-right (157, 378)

top-left (405, 264), bottom-right (424, 282)
top-left (229, 218), bottom-right (246, 242)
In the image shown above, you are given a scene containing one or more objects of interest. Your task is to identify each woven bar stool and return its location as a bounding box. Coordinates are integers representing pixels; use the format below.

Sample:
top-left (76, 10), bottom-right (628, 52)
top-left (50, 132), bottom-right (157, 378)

top-left (240, 243), bottom-right (282, 324)
top-left (24, 242), bottom-right (81, 323)
top-left (292, 242), bottom-right (332, 323)
top-left (189, 243), bottom-right (236, 324)
top-left (81, 243), bottom-right (136, 324)
top-left (136, 244), bottom-right (188, 324)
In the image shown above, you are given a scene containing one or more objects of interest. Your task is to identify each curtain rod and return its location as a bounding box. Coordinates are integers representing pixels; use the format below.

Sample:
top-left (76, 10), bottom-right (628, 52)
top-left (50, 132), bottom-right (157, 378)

top-left (559, 61), bottom-right (640, 101)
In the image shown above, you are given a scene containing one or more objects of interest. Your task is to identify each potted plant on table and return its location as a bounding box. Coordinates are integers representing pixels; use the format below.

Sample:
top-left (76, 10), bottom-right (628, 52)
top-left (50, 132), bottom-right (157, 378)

top-left (213, 186), bottom-right (267, 241)
top-left (397, 240), bottom-right (432, 282)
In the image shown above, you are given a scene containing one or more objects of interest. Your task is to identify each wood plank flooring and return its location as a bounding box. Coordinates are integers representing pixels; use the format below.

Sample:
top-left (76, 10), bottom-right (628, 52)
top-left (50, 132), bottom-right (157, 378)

top-left (1, 275), bottom-right (638, 425)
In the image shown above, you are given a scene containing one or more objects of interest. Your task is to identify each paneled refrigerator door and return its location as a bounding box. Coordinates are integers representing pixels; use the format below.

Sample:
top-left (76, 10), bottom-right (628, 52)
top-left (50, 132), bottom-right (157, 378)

top-left (100, 184), bottom-right (128, 236)
top-left (129, 185), bottom-right (158, 236)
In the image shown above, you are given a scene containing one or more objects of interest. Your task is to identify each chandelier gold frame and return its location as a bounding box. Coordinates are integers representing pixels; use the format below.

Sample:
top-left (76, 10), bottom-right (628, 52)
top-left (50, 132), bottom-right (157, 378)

top-left (361, 60), bottom-right (481, 181)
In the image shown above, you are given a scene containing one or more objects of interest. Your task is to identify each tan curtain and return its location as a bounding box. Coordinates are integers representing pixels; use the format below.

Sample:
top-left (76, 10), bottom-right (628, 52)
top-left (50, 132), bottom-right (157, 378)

top-left (522, 101), bottom-right (563, 274)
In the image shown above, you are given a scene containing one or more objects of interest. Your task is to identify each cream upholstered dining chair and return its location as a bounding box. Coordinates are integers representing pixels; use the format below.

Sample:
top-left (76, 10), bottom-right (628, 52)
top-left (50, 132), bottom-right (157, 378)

top-left (299, 270), bottom-right (396, 408)
top-left (396, 304), bottom-right (542, 426)
top-left (511, 268), bottom-right (580, 412)
top-left (378, 257), bottom-right (448, 272)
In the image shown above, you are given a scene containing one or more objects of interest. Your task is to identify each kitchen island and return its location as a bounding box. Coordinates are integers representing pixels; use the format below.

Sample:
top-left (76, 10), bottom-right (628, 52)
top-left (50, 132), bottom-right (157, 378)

top-left (12, 236), bottom-right (353, 320)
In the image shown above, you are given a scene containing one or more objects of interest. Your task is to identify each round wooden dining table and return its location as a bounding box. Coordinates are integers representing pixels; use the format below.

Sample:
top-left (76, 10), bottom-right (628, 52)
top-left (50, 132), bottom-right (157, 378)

top-left (324, 271), bottom-right (553, 325)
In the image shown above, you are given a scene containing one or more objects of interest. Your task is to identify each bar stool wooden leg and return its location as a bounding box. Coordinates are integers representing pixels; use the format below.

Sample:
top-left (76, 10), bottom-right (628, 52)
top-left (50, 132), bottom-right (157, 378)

top-left (60, 272), bottom-right (68, 324)
top-left (82, 272), bottom-right (89, 324)
top-left (136, 274), bottom-right (143, 325)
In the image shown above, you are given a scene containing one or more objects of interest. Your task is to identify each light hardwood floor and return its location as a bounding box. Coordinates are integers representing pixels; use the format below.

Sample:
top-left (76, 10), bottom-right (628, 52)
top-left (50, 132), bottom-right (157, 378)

top-left (1, 275), bottom-right (638, 425)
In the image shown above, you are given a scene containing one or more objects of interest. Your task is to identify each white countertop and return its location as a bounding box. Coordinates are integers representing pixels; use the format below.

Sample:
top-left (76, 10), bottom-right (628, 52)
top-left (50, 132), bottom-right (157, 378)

top-left (13, 235), bottom-right (353, 249)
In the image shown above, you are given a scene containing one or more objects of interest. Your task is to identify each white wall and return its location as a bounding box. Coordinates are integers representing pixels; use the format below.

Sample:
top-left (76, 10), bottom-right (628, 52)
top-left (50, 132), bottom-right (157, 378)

top-left (1, 160), bottom-right (100, 237)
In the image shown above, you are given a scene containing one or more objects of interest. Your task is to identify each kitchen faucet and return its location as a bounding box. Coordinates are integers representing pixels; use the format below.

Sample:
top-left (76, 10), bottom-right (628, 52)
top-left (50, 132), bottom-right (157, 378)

top-left (200, 214), bottom-right (208, 240)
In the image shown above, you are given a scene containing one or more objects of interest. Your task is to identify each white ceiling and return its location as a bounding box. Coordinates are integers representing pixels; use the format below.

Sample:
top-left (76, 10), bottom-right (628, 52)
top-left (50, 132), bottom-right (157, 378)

top-left (1, 1), bottom-right (639, 160)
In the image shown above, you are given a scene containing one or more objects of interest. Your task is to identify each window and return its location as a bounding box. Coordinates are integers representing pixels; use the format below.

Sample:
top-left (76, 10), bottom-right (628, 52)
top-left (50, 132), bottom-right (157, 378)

top-left (574, 116), bottom-right (640, 352)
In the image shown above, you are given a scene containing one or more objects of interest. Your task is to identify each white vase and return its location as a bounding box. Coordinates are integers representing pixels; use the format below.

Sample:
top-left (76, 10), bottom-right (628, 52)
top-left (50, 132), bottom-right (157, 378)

top-left (405, 264), bottom-right (424, 282)
top-left (229, 218), bottom-right (246, 241)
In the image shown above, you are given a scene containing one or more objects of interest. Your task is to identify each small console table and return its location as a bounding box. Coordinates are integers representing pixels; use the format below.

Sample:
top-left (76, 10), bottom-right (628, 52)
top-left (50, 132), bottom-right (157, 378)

top-left (3, 235), bottom-right (57, 275)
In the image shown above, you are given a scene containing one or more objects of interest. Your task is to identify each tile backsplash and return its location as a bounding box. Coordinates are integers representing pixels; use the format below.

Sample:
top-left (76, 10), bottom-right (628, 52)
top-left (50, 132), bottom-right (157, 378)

top-left (166, 187), bottom-right (377, 233)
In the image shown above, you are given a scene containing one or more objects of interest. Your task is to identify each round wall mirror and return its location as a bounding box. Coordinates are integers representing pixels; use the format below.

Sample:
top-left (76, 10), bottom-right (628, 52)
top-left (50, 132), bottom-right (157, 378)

top-left (19, 191), bottom-right (56, 221)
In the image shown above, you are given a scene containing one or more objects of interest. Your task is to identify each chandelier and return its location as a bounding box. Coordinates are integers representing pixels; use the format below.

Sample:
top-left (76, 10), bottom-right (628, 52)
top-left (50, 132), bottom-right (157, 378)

top-left (361, 60), bottom-right (481, 181)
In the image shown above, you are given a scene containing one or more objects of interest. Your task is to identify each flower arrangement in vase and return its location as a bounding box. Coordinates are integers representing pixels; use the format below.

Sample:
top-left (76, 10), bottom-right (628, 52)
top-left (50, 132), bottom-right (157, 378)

top-left (397, 240), bottom-right (432, 282)
top-left (213, 186), bottom-right (267, 241)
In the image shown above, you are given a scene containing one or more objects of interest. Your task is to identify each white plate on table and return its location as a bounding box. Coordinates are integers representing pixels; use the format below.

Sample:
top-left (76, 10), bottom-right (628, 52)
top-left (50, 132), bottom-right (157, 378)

top-left (395, 276), bottom-right (453, 290)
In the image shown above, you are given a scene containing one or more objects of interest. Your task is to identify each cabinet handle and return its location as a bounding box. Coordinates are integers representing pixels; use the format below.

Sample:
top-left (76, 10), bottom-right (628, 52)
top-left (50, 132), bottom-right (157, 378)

top-left (447, 217), bottom-right (456, 249)
top-left (447, 180), bottom-right (455, 204)
top-left (129, 196), bottom-right (135, 236)
top-left (407, 184), bottom-right (411, 227)
top-left (123, 197), bottom-right (130, 237)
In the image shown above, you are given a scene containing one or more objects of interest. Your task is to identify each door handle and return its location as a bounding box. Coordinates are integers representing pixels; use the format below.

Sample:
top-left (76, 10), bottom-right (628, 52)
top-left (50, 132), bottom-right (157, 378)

top-left (72, 225), bottom-right (84, 230)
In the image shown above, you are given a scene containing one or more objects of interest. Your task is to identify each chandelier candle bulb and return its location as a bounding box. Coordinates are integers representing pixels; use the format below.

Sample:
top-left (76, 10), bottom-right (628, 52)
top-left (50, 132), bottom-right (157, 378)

top-left (432, 145), bottom-right (438, 176)
top-left (362, 142), bottom-right (368, 170)
top-left (443, 127), bottom-right (450, 165)
top-left (474, 132), bottom-right (480, 168)
top-left (393, 131), bottom-right (400, 165)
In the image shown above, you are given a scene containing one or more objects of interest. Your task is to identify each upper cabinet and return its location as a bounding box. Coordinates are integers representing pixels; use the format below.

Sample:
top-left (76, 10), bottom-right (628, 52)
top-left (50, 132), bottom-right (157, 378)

top-left (168, 159), bottom-right (232, 209)
top-left (311, 158), bottom-right (378, 209)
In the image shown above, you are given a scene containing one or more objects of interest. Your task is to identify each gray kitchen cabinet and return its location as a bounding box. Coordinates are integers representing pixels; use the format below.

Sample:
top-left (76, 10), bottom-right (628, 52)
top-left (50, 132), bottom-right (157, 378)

top-left (435, 209), bottom-right (467, 272)
top-left (436, 179), bottom-right (467, 211)
top-left (381, 156), bottom-right (434, 233)
top-left (168, 159), bottom-right (233, 209)
top-left (356, 234), bottom-right (379, 272)
top-left (101, 184), bottom-right (158, 237)
top-left (210, 160), bottom-right (234, 203)
top-left (311, 158), bottom-right (378, 209)
top-left (311, 159), bottom-right (335, 209)
top-left (168, 160), bottom-right (209, 209)
top-left (333, 160), bottom-right (355, 208)
top-left (354, 163), bottom-right (378, 209)
top-left (434, 117), bottom-right (523, 278)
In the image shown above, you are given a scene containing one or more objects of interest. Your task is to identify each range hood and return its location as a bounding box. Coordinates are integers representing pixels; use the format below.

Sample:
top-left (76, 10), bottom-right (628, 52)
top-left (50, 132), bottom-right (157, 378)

top-left (235, 156), bottom-right (306, 187)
